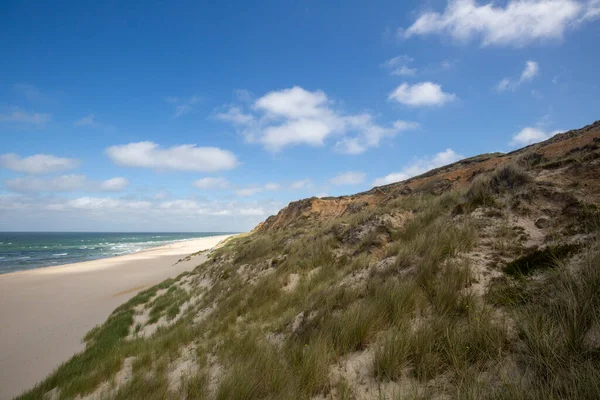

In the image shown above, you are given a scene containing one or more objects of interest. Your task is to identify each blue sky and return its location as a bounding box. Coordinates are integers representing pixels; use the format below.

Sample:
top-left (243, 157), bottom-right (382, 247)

top-left (1, 0), bottom-right (599, 232)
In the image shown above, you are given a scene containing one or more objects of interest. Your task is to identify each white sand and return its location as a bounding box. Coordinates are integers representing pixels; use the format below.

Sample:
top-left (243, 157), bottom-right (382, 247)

top-left (0, 234), bottom-right (236, 400)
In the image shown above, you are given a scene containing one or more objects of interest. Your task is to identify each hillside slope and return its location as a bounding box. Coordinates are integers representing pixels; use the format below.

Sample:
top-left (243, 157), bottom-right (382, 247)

top-left (19, 120), bottom-right (600, 400)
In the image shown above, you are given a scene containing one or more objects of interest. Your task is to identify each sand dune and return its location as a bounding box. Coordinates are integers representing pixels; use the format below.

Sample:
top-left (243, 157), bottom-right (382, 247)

top-left (0, 234), bottom-right (235, 400)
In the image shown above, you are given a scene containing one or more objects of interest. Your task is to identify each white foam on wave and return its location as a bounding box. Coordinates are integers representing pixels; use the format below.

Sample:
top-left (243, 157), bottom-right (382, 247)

top-left (53, 253), bottom-right (68, 256)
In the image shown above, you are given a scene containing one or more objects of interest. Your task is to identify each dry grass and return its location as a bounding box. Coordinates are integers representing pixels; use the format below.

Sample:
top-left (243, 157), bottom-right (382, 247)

top-left (16, 158), bottom-right (600, 400)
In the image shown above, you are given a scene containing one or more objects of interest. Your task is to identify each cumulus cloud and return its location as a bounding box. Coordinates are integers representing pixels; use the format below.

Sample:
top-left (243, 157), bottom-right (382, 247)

top-left (497, 60), bottom-right (540, 92)
top-left (193, 177), bottom-right (230, 190)
top-left (4, 175), bottom-right (129, 193)
top-left (510, 126), bottom-right (563, 146)
top-left (330, 171), bottom-right (367, 185)
top-left (0, 108), bottom-right (52, 125)
top-left (100, 177), bottom-right (129, 191)
top-left (0, 153), bottom-right (79, 174)
top-left (105, 142), bottom-right (238, 172)
top-left (388, 82), bottom-right (456, 106)
top-left (335, 116), bottom-right (419, 154)
top-left (402, 0), bottom-right (597, 47)
top-left (215, 86), bottom-right (408, 154)
top-left (373, 149), bottom-right (464, 186)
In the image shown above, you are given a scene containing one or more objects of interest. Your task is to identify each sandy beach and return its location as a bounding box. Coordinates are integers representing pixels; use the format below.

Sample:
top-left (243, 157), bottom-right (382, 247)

top-left (0, 234), bottom-right (236, 400)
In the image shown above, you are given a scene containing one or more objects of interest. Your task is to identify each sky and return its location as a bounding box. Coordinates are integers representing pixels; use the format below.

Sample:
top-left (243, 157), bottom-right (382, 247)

top-left (1, 0), bottom-right (599, 232)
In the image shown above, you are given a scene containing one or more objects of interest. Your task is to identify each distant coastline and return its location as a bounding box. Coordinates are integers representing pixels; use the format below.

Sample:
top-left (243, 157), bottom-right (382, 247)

top-left (0, 232), bottom-right (238, 274)
top-left (0, 234), bottom-right (237, 399)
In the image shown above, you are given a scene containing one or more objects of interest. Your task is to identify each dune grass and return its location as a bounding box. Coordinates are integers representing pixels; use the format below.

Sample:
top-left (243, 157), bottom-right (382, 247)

top-left (15, 158), bottom-right (600, 400)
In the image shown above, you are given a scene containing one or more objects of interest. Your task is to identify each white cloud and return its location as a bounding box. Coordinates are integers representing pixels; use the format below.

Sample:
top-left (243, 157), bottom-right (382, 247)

top-left (234, 182), bottom-right (282, 196)
top-left (255, 86), bottom-right (330, 119)
top-left (290, 179), bottom-right (312, 190)
top-left (393, 120), bottom-right (420, 131)
top-left (0, 153), bottom-right (79, 174)
top-left (330, 171), bottom-right (367, 185)
top-left (4, 175), bottom-right (129, 193)
top-left (239, 208), bottom-right (267, 216)
top-left (373, 149), bottom-right (464, 186)
top-left (0, 193), bottom-right (279, 231)
top-left (74, 114), bottom-right (100, 127)
top-left (65, 197), bottom-right (151, 211)
top-left (383, 55), bottom-right (417, 76)
top-left (153, 190), bottom-right (170, 200)
top-left (193, 177), bottom-right (230, 190)
top-left (105, 142), bottom-right (238, 172)
top-left (100, 177), bottom-right (129, 191)
top-left (521, 61), bottom-right (539, 81)
top-left (334, 138), bottom-right (366, 155)
top-left (214, 106), bottom-right (255, 125)
top-left (159, 199), bottom-right (202, 211)
top-left (261, 119), bottom-right (334, 150)
top-left (497, 60), bottom-right (540, 92)
top-left (496, 78), bottom-right (512, 92)
top-left (402, 0), bottom-right (597, 47)
top-left (216, 86), bottom-right (403, 153)
top-left (0, 108), bottom-right (51, 125)
top-left (335, 116), bottom-right (419, 154)
top-left (166, 95), bottom-right (201, 118)
top-left (388, 82), bottom-right (456, 106)
top-left (5, 175), bottom-right (87, 193)
top-left (236, 187), bottom-right (264, 197)
top-left (510, 127), bottom-right (563, 146)
top-left (393, 66), bottom-right (417, 76)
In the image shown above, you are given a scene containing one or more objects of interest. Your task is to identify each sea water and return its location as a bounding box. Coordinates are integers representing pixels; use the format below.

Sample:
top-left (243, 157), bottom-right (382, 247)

top-left (0, 232), bottom-right (234, 274)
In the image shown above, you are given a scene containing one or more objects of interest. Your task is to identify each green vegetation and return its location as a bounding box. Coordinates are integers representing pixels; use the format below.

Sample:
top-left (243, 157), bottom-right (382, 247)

top-left (148, 285), bottom-right (189, 323)
top-left (465, 162), bottom-right (530, 208)
top-left (16, 149), bottom-right (600, 400)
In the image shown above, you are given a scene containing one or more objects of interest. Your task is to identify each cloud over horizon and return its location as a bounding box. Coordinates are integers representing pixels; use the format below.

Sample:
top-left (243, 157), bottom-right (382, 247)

top-left (0, 154), bottom-right (80, 175)
top-left (4, 175), bottom-right (129, 193)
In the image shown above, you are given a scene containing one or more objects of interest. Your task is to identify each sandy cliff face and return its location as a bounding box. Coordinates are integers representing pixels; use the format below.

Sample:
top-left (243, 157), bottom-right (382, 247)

top-left (258, 121), bottom-right (600, 233)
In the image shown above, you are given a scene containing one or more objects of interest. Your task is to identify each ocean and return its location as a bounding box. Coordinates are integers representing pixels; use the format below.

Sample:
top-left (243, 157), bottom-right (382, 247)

top-left (0, 232), bottom-right (234, 274)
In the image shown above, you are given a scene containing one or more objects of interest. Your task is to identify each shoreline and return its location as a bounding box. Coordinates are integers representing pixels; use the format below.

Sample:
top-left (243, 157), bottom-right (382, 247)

top-left (0, 233), bottom-right (237, 400)
top-left (0, 233), bottom-right (237, 277)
